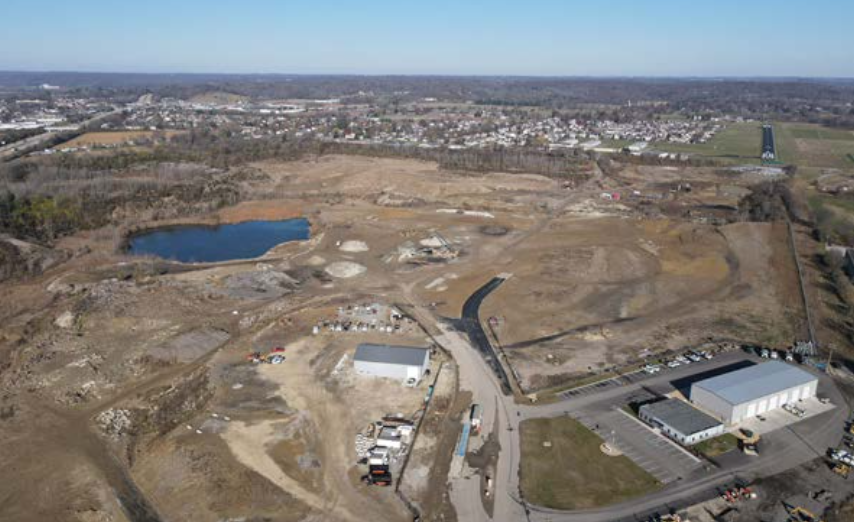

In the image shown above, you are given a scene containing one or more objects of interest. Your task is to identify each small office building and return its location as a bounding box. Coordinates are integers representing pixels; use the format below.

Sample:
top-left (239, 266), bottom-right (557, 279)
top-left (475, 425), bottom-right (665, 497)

top-left (639, 398), bottom-right (725, 445)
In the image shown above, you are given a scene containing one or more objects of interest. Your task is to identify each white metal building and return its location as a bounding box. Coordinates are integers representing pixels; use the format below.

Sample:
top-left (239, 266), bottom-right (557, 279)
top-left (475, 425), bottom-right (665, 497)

top-left (353, 343), bottom-right (430, 384)
top-left (690, 361), bottom-right (818, 424)
top-left (639, 398), bottom-right (724, 445)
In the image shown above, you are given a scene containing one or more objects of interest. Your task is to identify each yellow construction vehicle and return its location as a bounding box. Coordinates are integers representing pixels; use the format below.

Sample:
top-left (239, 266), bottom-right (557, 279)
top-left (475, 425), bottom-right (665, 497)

top-left (786, 505), bottom-right (824, 522)
top-left (833, 462), bottom-right (850, 478)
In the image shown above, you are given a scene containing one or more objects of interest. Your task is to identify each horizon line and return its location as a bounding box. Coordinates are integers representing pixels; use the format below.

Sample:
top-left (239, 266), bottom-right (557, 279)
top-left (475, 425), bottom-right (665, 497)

top-left (1, 69), bottom-right (854, 82)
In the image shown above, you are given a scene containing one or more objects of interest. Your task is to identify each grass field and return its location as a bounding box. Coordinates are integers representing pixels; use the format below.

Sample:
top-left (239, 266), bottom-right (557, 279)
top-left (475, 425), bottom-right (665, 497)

top-left (519, 417), bottom-right (661, 510)
top-left (775, 122), bottom-right (854, 169)
top-left (654, 122), bottom-right (762, 163)
top-left (694, 433), bottom-right (739, 458)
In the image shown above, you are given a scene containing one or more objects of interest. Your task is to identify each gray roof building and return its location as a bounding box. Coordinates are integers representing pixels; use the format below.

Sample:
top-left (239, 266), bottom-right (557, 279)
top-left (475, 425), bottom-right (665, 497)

top-left (639, 398), bottom-right (723, 438)
top-left (691, 361), bottom-right (816, 405)
top-left (690, 361), bottom-right (818, 424)
top-left (353, 343), bottom-right (430, 383)
top-left (354, 344), bottom-right (429, 366)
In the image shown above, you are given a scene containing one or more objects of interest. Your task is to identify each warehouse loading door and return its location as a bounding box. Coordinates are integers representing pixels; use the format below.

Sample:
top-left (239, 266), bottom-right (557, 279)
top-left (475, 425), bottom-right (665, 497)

top-left (757, 400), bottom-right (768, 414)
top-left (747, 403), bottom-right (757, 417)
top-left (769, 395), bottom-right (779, 410)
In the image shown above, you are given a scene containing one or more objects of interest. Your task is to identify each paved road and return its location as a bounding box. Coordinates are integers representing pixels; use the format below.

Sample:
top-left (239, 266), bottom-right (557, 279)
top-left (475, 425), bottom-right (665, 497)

top-left (460, 276), bottom-right (513, 395)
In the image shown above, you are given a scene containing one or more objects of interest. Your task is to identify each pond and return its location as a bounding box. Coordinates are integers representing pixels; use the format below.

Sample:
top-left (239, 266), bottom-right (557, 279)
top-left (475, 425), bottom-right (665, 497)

top-left (126, 218), bottom-right (310, 263)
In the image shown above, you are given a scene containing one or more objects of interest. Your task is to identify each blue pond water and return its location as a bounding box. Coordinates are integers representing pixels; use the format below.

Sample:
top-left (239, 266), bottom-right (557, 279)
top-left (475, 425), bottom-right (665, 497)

top-left (127, 218), bottom-right (310, 263)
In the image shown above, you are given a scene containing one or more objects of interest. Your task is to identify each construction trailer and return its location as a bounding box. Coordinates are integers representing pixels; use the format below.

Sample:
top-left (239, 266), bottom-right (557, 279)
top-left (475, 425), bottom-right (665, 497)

top-left (690, 361), bottom-right (818, 424)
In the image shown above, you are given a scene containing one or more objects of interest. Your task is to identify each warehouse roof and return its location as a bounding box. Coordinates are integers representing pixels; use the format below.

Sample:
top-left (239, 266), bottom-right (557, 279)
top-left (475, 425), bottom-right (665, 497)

top-left (691, 361), bottom-right (817, 406)
top-left (640, 398), bottom-right (722, 436)
top-left (354, 343), bottom-right (429, 367)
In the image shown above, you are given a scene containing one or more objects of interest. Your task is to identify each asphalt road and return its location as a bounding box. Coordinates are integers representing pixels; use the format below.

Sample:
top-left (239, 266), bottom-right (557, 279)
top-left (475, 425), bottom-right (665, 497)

top-left (460, 276), bottom-right (513, 395)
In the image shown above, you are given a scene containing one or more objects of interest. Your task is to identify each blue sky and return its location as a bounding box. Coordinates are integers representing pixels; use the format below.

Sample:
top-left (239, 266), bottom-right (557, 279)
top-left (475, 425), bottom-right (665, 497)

top-left (2, 0), bottom-right (853, 77)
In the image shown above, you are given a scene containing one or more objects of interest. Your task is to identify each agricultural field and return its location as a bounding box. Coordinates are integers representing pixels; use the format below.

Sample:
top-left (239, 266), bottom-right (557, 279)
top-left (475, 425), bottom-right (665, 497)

top-left (653, 122), bottom-right (763, 163)
top-left (775, 122), bottom-right (854, 170)
top-left (519, 417), bottom-right (660, 510)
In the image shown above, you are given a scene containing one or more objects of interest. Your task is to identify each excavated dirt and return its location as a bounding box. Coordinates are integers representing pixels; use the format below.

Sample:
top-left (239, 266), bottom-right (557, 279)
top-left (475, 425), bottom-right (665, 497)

top-left (0, 154), bottom-right (809, 521)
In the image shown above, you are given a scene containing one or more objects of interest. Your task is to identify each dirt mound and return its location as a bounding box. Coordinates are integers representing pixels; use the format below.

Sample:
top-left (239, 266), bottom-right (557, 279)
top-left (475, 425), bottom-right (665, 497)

top-left (324, 261), bottom-right (367, 279)
top-left (339, 240), bottom-right (369, 253)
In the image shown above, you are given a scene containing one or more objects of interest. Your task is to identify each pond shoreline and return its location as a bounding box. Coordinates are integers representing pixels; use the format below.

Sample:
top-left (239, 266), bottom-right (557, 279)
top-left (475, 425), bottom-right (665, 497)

top-left (125, 217), bottom-right (311, 263)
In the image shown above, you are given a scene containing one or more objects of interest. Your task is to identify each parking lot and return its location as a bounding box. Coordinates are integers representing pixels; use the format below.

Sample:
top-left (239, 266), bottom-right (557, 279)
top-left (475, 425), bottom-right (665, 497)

top-left (557, 349), bottom-right (729, 401)
top-left (575, 407), bottom-right (706, 484)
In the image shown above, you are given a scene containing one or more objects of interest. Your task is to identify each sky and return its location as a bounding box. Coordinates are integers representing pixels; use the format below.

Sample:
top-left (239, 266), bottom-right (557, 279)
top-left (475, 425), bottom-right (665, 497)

top-left (2, 0), bottom-right (853, 77)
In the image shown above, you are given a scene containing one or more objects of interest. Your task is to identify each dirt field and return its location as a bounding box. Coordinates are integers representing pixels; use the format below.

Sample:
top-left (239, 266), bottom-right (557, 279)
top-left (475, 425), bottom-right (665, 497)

top-left (58, 130), bottom-right (185, 150)
top-left (0, 153), bottom-right (811, 521)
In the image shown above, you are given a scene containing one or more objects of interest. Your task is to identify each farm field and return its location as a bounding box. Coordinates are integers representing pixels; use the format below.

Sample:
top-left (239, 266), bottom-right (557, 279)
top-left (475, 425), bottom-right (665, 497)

top-left (775, 122), bottom-right (854, 169)
top-left (519, 417), bottom-right (660, 510)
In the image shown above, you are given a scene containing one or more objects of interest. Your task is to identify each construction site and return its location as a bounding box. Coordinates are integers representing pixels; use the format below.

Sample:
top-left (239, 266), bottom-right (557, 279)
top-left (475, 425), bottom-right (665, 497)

top-left (0, 152), bottom-right (851, 522)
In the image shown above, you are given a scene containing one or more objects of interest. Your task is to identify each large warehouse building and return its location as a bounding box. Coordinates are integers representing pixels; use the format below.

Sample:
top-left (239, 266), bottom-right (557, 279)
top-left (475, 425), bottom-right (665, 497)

top-left (353, 343), bottom-right (430, 384)
top-left (690, 361), bottom-right (818, 424)
top-left (639, 398), bottom-right (724, 445)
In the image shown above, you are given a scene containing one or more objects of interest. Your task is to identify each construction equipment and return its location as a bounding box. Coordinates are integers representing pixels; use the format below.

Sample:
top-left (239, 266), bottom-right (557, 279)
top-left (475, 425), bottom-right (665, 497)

top-left (247, 348), bottom-right (287, 364)
top-left (736, 429), bottom-right (761, 456)
top-left (833, 462), bottom-right (850, 478)
top-left (785, 504), bottom-right (824, 522)
top-left (363, 464), bottom-right (393, 486)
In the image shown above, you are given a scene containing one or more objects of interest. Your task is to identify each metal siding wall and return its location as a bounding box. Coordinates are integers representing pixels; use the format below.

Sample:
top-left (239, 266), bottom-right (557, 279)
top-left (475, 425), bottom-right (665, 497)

top-left (354, 360), bottom-right (408, 380)
top-left (692, 386), bottom-right (734, 423)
